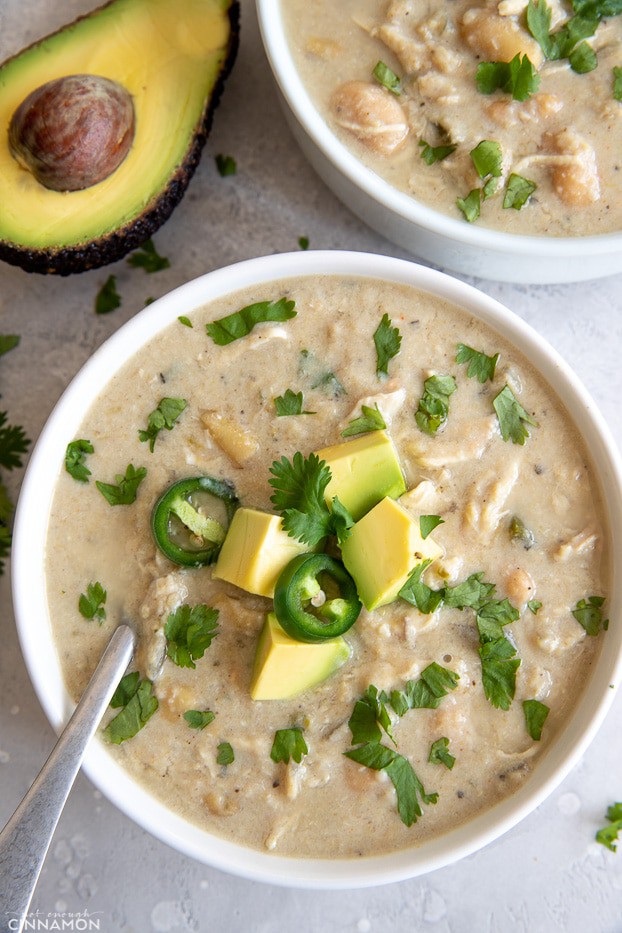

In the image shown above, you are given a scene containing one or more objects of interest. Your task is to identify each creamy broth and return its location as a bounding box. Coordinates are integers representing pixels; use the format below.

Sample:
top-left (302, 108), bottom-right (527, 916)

top-left (282, 0), bottom-right (622, 237)
top-left (46, 276), bottom-right (608, 858)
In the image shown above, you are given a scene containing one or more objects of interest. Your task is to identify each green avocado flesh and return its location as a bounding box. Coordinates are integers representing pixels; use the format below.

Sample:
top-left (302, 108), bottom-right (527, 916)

top-left (0, 0), bottom-right (239, 274)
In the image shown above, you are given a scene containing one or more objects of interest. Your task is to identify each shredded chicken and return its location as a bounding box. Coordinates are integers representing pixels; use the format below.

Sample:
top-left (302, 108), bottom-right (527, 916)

top-left (554, 528), bottom-right (599, 562)
top-left (464, 460), bottom-right (520, 537)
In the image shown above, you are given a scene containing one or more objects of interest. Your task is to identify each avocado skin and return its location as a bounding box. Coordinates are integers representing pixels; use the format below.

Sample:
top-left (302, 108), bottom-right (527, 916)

top-left (0, 0), bottom-right (240, 276)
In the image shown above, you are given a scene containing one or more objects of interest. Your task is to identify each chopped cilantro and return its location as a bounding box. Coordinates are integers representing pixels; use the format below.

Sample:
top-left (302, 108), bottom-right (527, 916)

top-left (95, 275), bottom-right (121, 314)
top-left (298, 236), bottom-right (310, 250)
top-left (104, 673), bottom-right (158, 745)
top-left (165, 604), bottom-right (219, 669)
top-left (389, 663), bottom-right (459, 716)
top-left (206, 297), bottom-right (296, 346)
top-left (0, 335), bottom-right (19, 357)
top-left (493, 385), bottom-right (538, 445)
top-left (572, 595), bottom-right (608, 636)
top-left (476, 598), bottom-right (520, 643)
top-left (415, 374), bottom-right (457, 435)
top-left (569, 41), bottom-right (598, 71)
top-left (138, 397), bottom-right (187, 452)
top-left (0, 412), bottom-right (30, 471)
top-left (471, 140), bottom-right (503, 180)
top-left (374, 313), bottom-right (402, 377)
top-left (398, 560), bottom-right (444, 614)
top-left (215, 154), bottom-right (237, 176)
top-left (528, 599), bottom-right (542, 614)
top-left (373, 60), bottom-right (401, 95)
top-left (341, 404), bottom-right (386, 437)
top-left (429, 737), bottom-right (456, 770)
top-left (65, 439), bottom-right (94, 483)
top-left (527, 0), bottom-right (600, 72)
top-left (348, 684), bottom-right (395, 747)
top-left (270, 727), bottom-right (308, 764)
top-left (95, 463), bottom-right (147, 506)
top-left (476, 54), bottom-right (540, 101)
top-left (178, 315), bottom-right (193, 328)
top-left (420, 515), bottom-right (444, 539)
top-left (455, 343), bottom-right (499, 383)
top-left (331, 496), bottom-right (355, 546)
top-left (444, 573), bottom-right (496, 610)
top-left (217, 741), bottom-right (235, 765)
top-left (479, 637), bottom-right (520, 710)
top-left (127, 238), bottom-right (170, 273)
top-left (419, 140), bottom-right (457, 164)
top-left (504, 173), bottom-right (538, 210)
top-left (523, 699), bottom-right (550, 740)
top-left (78, 581), bottom-right (107, 624)
top-left (269, 451), bottom-right (334, 547)
top-left (596, 802), bottom-right (622, 852)
top-left (614, 65), bottom-right (622, 100)
top-left (345, 742), bottom-right (438, 827)
top-left (274, 389), bottom-right (314, 416)
top-left (183, 709), bottom-right (215, 730)
top-left (456, 189), bottom-right (481, 223)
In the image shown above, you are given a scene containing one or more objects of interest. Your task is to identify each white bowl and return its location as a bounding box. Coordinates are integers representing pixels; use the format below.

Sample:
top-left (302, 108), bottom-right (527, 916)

top-left (12, 251), bottom-right (622, 887)
top-left (256, 0), bottom-right (622, 285)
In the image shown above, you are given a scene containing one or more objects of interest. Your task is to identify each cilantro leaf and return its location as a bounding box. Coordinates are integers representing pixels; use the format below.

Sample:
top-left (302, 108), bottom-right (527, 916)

top-left (96, 463), bottom-right (147, 506)
top-left (217, 741), bottom-right (235, 765)
top-left (341, 404), bottom-right (386, 437)
top-left (374, 313), bottom-right (402, 377)
top-left (523, 699), bottom-right (550, 740)
top-left (65, 439), bottom-right (94, 483)
top-left (479, 637), bottom-right (520, 710)
top-left (184, 709), bottom-right (216, 730)
top-left (345, 743), bottom-right (438, 827)
top-left (595, 801), bottom-right (622, 851)
top-left (429, 737), bottom-right (456, 770)
top-left (476, 598), bottom-right (520, 643)
top-left (419, 515), bottom-right (444, 540)
top-left (269, 451), bottom-right (333, 547)
top-left (389, 662), bottom-right (459, 715)
top-left (127, 238), bottom-right (170, 273)
top-left (373, 60), bottom-right (401, 94)
top-left (456, 189), bottom-right (481, 223)
top-left (0, 412), bottom-right (30, 470)
top-left (165, 604), bottom-right (219, 669)
top-left (444, 572), bottom-right (496, 610)
top-left (138, 397), bottom-right (187, 452)
top-left (493, 385), bottom-right (538, 444)
top-left (415, 374), bottom-right (457, 435)
top-left (614, 65), bottom-right (622, 100)
top-left (471, 140), bottom-right (503, 179)
top-left (348, 684), bottom-right (395, 747)
top-left (298, 236), bottom-right (310, 250)
top-left (274, 389), bottom-right (315, 416)
top-left (572, 595), bottom-right (607, 636)
top-left (78, 581), bottom-right (107, 624)
top-left (476, 54), bottom-right (541, 101)
top-left (528, 599), bottom-right (542, 614)
top-left (399, 560), bottom-right (444, 614)
top-left (419, 140), bottom-right (457, 164)
top-left (527, 0), bottom-right (600, 69)
top-left (455, 343), bottom-right (499, 383)
top-left (207, 297), bottom-right (296, 346)
top-left (105, 674), bottom-right (158, 744)
top-left (178, 315), bottom-right (193, 328)
top-left (215, 154), bottom-right (237, 176)
top-left (331, 496), bottom-right (354, 546)
top-left (569, 40), bottom-right (598, 71)
top-left (0, 335), bottom-right (19, 357)
top-left (95, 275), bottom-right (121, 314)
top-left (270, 727), bottom-right (308, 764)
top-left (421, 662), bottom-right (460, 697)
top-left (504, 173), bottom-right (537, 210)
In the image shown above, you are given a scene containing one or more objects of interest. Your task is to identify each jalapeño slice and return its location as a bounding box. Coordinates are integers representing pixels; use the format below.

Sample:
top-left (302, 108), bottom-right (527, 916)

top-left (274, 553), bottom-right (362, 643)
top-left (152, 476), bottom-right (238, 567)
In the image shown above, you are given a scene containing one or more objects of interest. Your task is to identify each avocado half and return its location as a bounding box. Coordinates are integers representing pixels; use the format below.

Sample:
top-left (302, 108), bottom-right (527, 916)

top-left (0, 0), bottom-right (239, 275)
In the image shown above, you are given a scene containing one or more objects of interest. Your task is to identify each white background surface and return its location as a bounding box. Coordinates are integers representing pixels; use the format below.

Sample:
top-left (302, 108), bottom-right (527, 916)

top-left (1, 1), bottom-right (621, 930)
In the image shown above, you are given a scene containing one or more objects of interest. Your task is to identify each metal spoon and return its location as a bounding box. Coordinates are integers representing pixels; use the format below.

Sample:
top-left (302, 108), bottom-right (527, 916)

top-left (0, 624), bottom-right (135, 932)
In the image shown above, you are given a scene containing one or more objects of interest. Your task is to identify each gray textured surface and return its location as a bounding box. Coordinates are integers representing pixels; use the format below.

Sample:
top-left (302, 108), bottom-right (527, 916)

top-left (1, 1), bottom-right (622, 931)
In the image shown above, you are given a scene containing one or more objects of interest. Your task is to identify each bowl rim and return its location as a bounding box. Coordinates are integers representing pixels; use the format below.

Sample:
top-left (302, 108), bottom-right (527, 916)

top-left (255, 0), bottom-right (622, 257)
top-left (12, 249), bottom-right (622, 888)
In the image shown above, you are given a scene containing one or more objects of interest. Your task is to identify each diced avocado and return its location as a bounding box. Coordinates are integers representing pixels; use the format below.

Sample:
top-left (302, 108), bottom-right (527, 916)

top-left (0, 0), bottom-right (239, 274)
top-left (250, 613), bottom-right (350, 700)
top-left (341, 496), bottom-right (443, 610)
top-left (314, 430), bottom-right (406, 521)
top-left (213, 508), bottom-right (310, 598)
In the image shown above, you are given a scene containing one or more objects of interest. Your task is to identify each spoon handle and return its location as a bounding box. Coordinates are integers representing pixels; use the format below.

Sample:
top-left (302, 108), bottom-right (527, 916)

top-left (0, 624), bottom-right (134, 931)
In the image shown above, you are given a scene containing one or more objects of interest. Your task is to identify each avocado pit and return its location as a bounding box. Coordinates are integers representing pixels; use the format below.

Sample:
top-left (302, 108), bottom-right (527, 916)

top-left (8, 74), bottom-right (135, 192)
